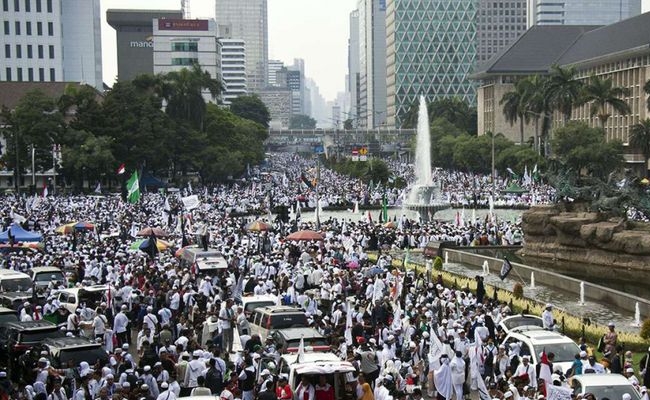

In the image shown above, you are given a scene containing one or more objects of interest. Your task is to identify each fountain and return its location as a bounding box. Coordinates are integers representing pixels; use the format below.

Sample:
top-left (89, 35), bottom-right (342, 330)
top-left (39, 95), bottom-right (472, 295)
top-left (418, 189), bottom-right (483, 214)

top-left (579, 281), bottom-right (585, 305)
top-left (403, 95), bottom-right (451, 221)
top-left (633, 302), bottom-right (641, 327)
top-left (530, 272), bottom-right (536, 289)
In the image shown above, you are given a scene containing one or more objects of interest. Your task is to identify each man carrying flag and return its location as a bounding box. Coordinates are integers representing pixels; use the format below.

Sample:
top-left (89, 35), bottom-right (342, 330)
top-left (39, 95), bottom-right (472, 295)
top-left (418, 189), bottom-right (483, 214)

top-left (538, 350), bottom-right (553, 397)
top-left (126, 171), bottom-right (140, 204)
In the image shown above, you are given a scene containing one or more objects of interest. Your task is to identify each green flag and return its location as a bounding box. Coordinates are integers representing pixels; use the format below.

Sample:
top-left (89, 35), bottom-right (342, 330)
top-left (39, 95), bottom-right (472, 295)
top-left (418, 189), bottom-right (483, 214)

top-left (126, 171), bottom-right (140, 204)
top-left (382, 192), bottom-right (388, 222)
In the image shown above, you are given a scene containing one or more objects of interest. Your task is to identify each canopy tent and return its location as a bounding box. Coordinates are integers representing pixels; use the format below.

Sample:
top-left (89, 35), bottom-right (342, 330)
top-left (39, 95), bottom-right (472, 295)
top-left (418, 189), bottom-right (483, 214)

top-left (0, 223), bottom-right (43, 243)
top-left (501, 183), bottom-right (529, 194)
top-left (140, 171), bottom-right (167, 190)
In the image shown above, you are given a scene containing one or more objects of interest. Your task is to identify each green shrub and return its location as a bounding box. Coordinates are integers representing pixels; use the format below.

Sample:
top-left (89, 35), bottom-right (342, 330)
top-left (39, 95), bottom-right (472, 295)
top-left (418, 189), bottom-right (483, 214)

top-left (640, 318), bottom-right (650, 340)
top-left (513, 282), bottom-right (524, 299)
top-left (433, 256), bottom-right (443, 271)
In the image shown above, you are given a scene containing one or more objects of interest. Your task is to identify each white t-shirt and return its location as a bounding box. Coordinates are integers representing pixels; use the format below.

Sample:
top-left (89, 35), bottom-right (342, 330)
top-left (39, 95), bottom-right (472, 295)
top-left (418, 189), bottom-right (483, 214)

top-left (219, 307), bottom-right (232, 329)
top-left (93, 314), bottom-right (107, 335)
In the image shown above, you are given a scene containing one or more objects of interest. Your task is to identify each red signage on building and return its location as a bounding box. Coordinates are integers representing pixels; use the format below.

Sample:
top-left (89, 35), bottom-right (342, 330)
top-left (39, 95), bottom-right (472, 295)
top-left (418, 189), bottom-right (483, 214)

top-left (158, 19), bottom-right (209, 31)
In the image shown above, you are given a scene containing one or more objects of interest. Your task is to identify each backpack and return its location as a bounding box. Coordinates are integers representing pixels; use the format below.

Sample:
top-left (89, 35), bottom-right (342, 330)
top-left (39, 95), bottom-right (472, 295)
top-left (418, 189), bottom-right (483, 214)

top-left (205, 366), bottom-right (223, 394)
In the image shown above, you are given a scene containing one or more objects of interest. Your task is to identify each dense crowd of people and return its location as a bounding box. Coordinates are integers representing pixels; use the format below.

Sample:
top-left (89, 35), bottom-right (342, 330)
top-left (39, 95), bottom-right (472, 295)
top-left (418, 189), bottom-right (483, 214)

top-left (0, 154), bottom-right (645, 400)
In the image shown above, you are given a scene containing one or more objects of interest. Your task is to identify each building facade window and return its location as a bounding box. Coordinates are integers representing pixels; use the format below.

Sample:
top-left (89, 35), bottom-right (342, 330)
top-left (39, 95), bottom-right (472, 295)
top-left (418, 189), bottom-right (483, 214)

top-left (16, 44), bottom-right (21, 58)
top-left (171, 42), bottom-right (198, 52)
top-left (35, 0), bottom-right (40, 11)
top-left (28, 67), bottom-right (33, 81)
top-left (36, 21), bottom-right (41, 35)
top-left (47, 21), bottom-right (52, 35)
top-left (171, 57), bottom-right (198, 66)
top-left (38, 67), bottom-right (44, 81)
top-left (5, 67), bottom-right (11, 81)
top-left (26, 21), bottom-right (31, 35)
top-left (37, 44), bottom-right (42, 58)
top-left (3, 21), bottom-right (9, 35)
top-left (17, 67), bottom-right (23, 81)
top-left (24, 0), bottom-right (29, 12)
top-left (27, 44), bottom-right (32, 58)
top-left (48, 44), bottom-right (53, 58)
top-left (49, 67), bottom-right (54, 81)
top-left (14, 21), bottom-right (20, 35)
top-left (2, 0), bottom-right (8, 12)
top-left (13, 0), bottom-right (18, 11)
top-left (4, 44), bottom-right (10, 58)
top-left (46, 0), bottom-right (51, 12)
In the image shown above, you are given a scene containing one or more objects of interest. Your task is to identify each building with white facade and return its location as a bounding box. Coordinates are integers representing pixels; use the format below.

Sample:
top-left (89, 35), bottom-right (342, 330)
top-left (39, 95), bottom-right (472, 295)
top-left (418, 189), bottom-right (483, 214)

top-left (153, 18), bottom-right (221, 103)
top-left (215, 0), bottom-right (268, 92)
top-left (357, 0), bottom-right (386, 129)
top-left (219, 38), bottom-right (246, 105)
top-left (527, 0), bottom-right (641, 27)
top-left (267, 59), bottom-right (284, 87)
top-left (1, 0), bottom-right (103, 90)
top-left (347, 10), bottom-right (361, 125)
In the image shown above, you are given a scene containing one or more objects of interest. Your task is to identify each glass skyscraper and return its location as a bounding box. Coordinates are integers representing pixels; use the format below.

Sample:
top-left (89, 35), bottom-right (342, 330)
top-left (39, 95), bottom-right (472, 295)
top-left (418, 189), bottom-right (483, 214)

top-left (386, 0), bottom-right (478, 128)
top-left (527, 0), bottom-right (641, 27)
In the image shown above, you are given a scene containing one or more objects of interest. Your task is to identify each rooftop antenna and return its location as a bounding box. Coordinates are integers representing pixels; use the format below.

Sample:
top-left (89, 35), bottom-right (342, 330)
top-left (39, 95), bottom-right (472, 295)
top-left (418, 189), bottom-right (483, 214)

top-left (181, 0), bottom-right (191, 19)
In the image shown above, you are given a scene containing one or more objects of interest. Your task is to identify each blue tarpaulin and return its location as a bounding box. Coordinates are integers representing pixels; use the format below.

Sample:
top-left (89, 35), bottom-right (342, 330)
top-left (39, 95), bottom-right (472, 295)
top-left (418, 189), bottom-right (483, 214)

top-left (0, 223), bottom-right (43, 243)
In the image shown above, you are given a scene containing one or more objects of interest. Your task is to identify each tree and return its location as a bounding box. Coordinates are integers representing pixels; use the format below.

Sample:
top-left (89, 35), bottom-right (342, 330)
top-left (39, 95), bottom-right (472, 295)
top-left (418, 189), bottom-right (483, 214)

top-left (581, 74), bottom-right (630, 131)
top-left (428, 97), bottom-right (478, 135)
top-left (343, 118), bottom-right (354, 130)
top-left (60, 130), bottom-right (115, 189)
top-left (289, 114), bottom-right (317, 129)
top-left (552, 122), bottom-right (623, 179)
top-left (500, 79), bottom-right (531, 145)
top-left (521, 75), bottom-right (552, 155)
top-left (229, 95), bottom-right (271, 128)
top-left (629, 119), bottom-right (650, 175)
top-left (645, 79), bottom-right (650, 111)
top-left (159, 63), bottom-right (222, 131)
top-left (545, 65), bottom-right (584, 123)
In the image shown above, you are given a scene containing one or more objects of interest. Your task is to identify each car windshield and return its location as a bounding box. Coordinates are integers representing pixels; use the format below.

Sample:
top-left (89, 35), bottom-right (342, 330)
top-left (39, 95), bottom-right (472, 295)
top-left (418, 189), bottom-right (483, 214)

top-left (35, 272), bottom-right (64, 282)
top-left (58, 346), bottom-right (108, 367)
top-left (21, 329), bottom-right (65, 343)
top-left (79, 291), bottom-right (105, 309)
top-left (502, 316), bottom-right (543, 330)
top-left (0, 313), bottom-right (18, 323)
top-left (581, 385), bottom-right (641, 400)
top-left (286, 337), bottom-right (328, 348)
top-left (1, 277), bottom-right (33, 292)
top-left (534, 342), bottom-right (581, 363)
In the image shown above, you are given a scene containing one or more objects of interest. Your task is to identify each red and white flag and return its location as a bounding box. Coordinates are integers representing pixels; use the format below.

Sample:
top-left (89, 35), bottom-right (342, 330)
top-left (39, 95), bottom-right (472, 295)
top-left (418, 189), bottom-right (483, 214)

top-left (539, 350), bottom-right (553, 396)
top-left (116, 163), bottom-right (126, 175)
top-left (42, 182), bottom-right (48, 198)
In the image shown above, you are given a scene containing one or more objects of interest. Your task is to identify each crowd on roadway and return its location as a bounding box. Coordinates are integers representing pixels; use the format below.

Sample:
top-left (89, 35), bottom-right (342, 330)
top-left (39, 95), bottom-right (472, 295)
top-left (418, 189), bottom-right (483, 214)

top-left (0, 153), bottom-right (645, 400)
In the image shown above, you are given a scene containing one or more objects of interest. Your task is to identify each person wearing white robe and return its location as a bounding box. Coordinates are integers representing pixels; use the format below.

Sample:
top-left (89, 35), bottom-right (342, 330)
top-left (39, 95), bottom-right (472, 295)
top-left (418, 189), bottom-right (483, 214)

top-left (450, 352), bottom-right (466, 400)
top-left (435, 355), bottom-right (454, 400)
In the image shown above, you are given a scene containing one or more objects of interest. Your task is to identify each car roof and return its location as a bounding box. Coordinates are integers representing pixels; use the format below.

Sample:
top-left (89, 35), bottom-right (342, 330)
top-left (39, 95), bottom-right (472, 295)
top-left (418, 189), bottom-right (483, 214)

top-left (573, 374), bottom-right (636, 386)
top-left (4, 320), bottom-right (57, 330)
top-left (43, 336), bottom-right (102, 349)
top-left (274, 328), bottom-right (324, 341)
top-left (257, 306), bottom-right (304, 314)
top-left (0, 307), bottom-right (16, 314)
top-left (508, 330), bottom-right (575, 343)
top-left (0, 269), bottom-right (30, 278)
top-left (59, 285), bottom-right (110, 294)
top-left (281, 352), bottom-right (342, 364)
top-left (28, 266), bottom-right (63, 273)
top-left (242, 295), bottom-right (278, 304)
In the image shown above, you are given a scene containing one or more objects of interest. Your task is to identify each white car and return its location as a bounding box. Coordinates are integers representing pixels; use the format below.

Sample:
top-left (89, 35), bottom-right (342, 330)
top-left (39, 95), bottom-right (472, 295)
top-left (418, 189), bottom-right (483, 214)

top-left (571, 374), bottom-right (641, 400)
top-left (55, 285), bottom-right (115, 315)
top-left (498, 314), bottom-right (545, 333)
top-left (502, 329), bottom-right (581, 374)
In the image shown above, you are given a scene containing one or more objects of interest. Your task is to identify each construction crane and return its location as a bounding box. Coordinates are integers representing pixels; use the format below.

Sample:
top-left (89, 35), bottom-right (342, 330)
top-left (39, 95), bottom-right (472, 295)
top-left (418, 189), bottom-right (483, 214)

top-left (181, 0), bottom-right (191, 19)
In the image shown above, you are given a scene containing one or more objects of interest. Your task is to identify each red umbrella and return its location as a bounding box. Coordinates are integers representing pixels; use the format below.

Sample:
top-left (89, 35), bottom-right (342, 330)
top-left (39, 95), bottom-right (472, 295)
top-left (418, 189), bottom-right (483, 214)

top-left (285, 230), bottom-right (324, 241)
top-left (246, 220), bottom-right (272, 232)
top-left (137, 227), bottom-right (169, 237)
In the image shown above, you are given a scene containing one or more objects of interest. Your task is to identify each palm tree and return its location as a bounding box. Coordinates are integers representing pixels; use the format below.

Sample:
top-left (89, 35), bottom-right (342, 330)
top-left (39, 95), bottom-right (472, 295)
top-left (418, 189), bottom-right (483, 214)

top-left (500, 80), bottom-right (531, 145)
top-left (644, 79), bottom-right (650, 111)
top-left (581, 74), bottom-right (630, 131)
top-left (160, 63), bottom-right (222, 130)
top-left (520, 75), bottom-right (552, 156)
top-left (545, 64), bottom-right (584, 123)
top-left (629, 119), bottom-right (650, 175)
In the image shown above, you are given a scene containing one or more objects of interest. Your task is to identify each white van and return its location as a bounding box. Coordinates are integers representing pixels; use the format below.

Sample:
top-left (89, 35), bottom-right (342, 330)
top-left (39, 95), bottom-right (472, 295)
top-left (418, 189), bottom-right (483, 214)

top-left (0, 269), bottom-right (33, 292)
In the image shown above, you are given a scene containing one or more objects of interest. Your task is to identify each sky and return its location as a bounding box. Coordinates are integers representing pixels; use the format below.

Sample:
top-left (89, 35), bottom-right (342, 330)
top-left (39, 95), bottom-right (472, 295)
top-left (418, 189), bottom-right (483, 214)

top-left (101, 0), bottom-right (356, 102)
top-left (101, 0), bottom-right (650, 103)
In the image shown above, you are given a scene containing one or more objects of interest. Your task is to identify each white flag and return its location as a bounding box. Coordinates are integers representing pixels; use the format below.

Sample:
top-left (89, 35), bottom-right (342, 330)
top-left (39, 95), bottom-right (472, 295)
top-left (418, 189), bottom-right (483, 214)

top-left (181, 195), bottom-right (200, 210)
top-left (344, 302), bottom-right (353, 345)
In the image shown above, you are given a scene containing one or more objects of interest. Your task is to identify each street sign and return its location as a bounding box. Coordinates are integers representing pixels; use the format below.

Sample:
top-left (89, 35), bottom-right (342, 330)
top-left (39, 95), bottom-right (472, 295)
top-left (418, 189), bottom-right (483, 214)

top-left (351, 148), bottom-right (359, 162)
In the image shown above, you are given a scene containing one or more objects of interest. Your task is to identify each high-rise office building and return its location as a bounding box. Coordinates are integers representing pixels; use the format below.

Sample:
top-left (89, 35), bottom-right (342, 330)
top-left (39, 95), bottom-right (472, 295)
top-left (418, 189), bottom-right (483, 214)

top-left (107, 9), bottom-right (183, 81)
top-left (215, 0), bottom-right (268, 92)
top-left (153, 19), bottom-right (221, 103)
top-left (347, 10), bottom-right (361, 125)
top-left (358, 0), bottom-right (387, 129)
top-left (476, 0), bottom-right (528, 66)
top-left (219, 38), bottom-right (247, 105)
top-left (2, 0), bottom-right (103, 90)
top-left (527, 0), bottom-right (641, 27)
top-left (386, 0), bottom-right (478, 128)
top-left (267, 59), bottom-right (284, 87)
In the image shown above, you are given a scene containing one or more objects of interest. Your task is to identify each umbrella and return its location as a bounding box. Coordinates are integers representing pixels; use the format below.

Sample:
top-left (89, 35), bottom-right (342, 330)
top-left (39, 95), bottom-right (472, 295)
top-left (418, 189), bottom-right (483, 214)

top-left (285, 230), bottom-right (324, 241)
top-left (384, 221), bottom-right (397, 228)
top-left (136, 227), bottom-right (169, 237)
top-left (246, 220), bottom-right (272, 232)
top-left (175, 245), bottom-right (197, 262)
top-left (55, 221), bottom-right (95, 234)
top-left (130, 238), bottom-right (170, 252)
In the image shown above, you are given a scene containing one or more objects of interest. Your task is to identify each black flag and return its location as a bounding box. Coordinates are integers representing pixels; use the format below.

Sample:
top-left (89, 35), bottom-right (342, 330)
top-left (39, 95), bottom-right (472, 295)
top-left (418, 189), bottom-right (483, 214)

top-left (499, 258), bottom-right (513, 281)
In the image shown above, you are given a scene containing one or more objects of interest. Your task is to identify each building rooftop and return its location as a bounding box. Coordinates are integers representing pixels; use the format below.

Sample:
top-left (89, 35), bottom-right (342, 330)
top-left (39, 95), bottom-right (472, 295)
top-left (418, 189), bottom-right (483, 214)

top-left (471, 25), bottom-right (598, 79)
top-left (106, 9), bottom-right (182, 27)
top-left (0, 82), bottom-right (100, 111)
top-left (472, 11), bottom-right (650, 79)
